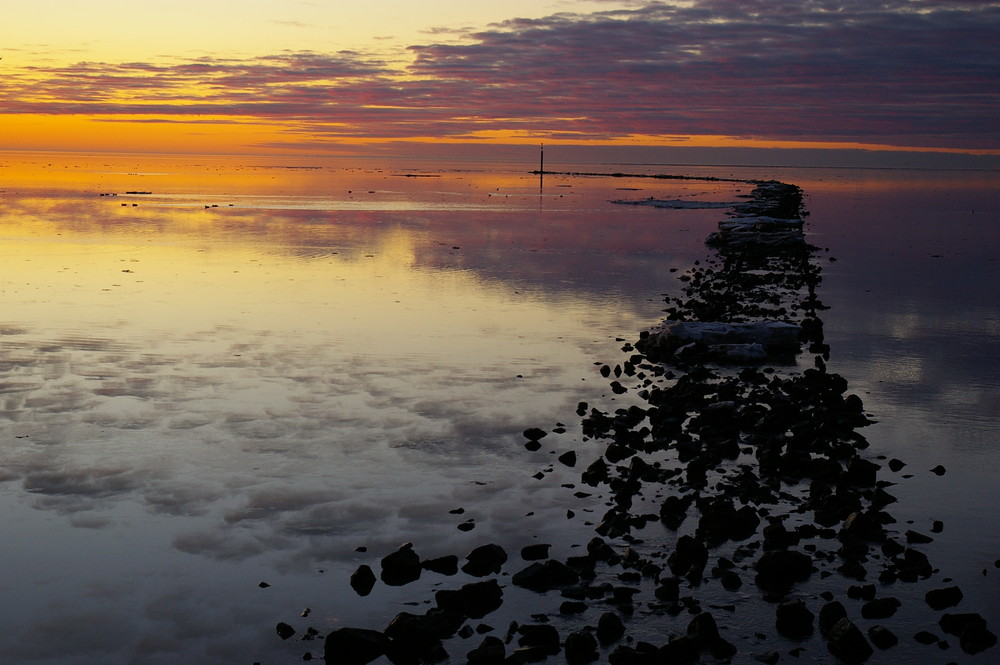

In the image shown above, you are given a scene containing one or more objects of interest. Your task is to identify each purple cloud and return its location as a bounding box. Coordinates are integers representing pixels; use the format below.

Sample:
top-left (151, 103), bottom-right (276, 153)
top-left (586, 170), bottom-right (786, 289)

top-left (2, 1), bottom-right (997, 149)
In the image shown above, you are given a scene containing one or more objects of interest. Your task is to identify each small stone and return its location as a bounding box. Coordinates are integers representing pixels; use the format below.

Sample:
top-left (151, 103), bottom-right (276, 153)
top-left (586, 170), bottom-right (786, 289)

top-left (926, 586), bottom-right (963, 610)
top-left (520, 543), bottom-right (551, 561)
top-left (596, 612), bottom-right (626, 646)
top-left (276, 622), bottom-right (296, 640)
top-left (380, 543), bottom-right (421, 586)
top-left (564, 630), bottom-right (599, 664)
top-left (350, 564), bottom-right (377, 596)
top-left (905, 529), bottom-right (934, 544)
top-left (422, 555), bottom-right (459, 576)
top-left (930, 464), bottom-right (947, 476)
top-left (462, 544), bottom-right (508, 577)
top-left (776, 600), bottom-right (815, 639)
top-left (867, 625), bottom-right (898, 649)
top-left (523, 428), bottom-right (548, 441)
top-left (558, 451), bottom-right (578, 467)
top-left (861, 597), bottom-right (901, 620)
top-left (827, 618), bottom-right (874, 663)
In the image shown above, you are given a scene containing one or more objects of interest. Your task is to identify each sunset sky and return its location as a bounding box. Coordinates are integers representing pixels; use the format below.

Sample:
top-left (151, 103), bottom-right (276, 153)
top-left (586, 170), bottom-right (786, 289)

top-left (2, 0), bottom-right (998, 159)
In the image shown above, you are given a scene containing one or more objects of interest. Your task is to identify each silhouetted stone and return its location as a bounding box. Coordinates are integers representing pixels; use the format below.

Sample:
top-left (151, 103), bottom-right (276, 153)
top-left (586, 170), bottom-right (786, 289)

top-left (462, 544), bottom-right (507, 577)
top-left (668, 535), bottom-right (708, 579)
top-left (905, 529), bottom-right (933, 544)
top-left (558, 451), bottom-right (578, 467)
top-left (659, 494), bottom-right (693, 530)
top-left (826, 618), bottom-right (873, 663)
top-left (754, 549), bottom-right (813, 590)
top-left (523, 428), bottom-right (548, 441)
top-left (351, 564), bottom-right (377, 596)
top-left (565, 630), bottom-right (599, 664)
top-left (926, 586), bottom-right (963, 610)
top-left (276, 622), bottom-right (296, 640)
top-left (467, 635), bottom-right (506, 665)
top-left (512, 560), bottom-right (579, 591)
top-left (776, 600), bottom-right (814, 639)
top-left (658, 636), bottom-right (699, 663)
top-left (384, 611), bottom-right (463, 655)
top-left (517, 624), bottom-right (561, 656)
top-left (520, 543), bottom-right (550, 561)
top-left (434, 579), bottom-right (503, 619)
top-left (939, 613), bottom-right (998, 654)
top-left (687, 611), bottom-right (721, 644)
top-left (867, 625), bottom-right (898, 649)
top-left (422, 555), bottom-right (459, 576)
top-left (324, 627), bottom-right (389, 665)
top-left (861, 598), bottom-right (900, 620)
top-left (596, 612), bottom-right (626, 646)
top-left (381, 543), bottom-right (421, 586)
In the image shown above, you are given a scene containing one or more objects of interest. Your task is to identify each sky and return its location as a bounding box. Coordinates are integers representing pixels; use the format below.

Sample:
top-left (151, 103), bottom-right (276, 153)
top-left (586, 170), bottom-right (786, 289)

top-left (2, 0), bottom-right (999, 160)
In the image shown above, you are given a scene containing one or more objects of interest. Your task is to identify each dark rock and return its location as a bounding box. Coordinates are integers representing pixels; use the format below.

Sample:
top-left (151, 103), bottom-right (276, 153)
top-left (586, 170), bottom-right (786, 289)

top-left (517, 624), bottom-right (560, 654)
top-left (762, 522), bottom-right (797, 549)
top-left (895, 547), bottom-right (933, 581)
top-left (434, 579), bottom-right (503, 619)
top-left (605, 443), bottom-right (635, 464)
top-left (668, 535), bottom-right (708, 580)
top-left (658, 636), bottom-right (699, 663)
top-left (608, 643), bottom-right (658, 665)
top-left (582, 458), bottom-right (610, 486)
top-left (930, 464), bottom-right (947, 476)
top-left (381, 543), bottom-right (421, 586)
top-left (422, 555), bottom-right (459, 576)
top-left (276, 622), bottom-right (296, 640)
top-left (324, 627), bottom-right (389, 665)
top-left (350, 564), bottom-right (377, 596)
top-left (558, 451), bottom-right (578, 467)
top-left (844, 458), bottom-right (880, 486)
top-left (596, 612), bottom-right (626, 646)
top-left (820, 602), bottom-right (848, 635)
top-left (867, 625), bottom-right (898, 649)
top-left (467, 635), bottom-right (506, 665)
top-left (826, 618), bottom-right (874, 663)
top-left (939, 613), bottom-right (998, 654)
top-left (560, 601), bottom-right (587, 615)
top-left (861, 597), bottom-right (901, 620)
top-left (754, 549), bottom-right (813, 590)
top-left (887, 458), bottom-right (906, 472)
top-left (512, 560), bottom-right (580, 591)
top-left (654, 577), bottom-right (681, 602)
top-left (913, 630), bottom-right (939, 644)
top-left (659, 494), bottom-right (693, 530)
top-left (564, 630), bottom-right (599, 664)
top-left (931, 520), bottom-right (944, 533)
top-left (905, 529), bottom-right (934, 544)
top-left (776, 600), bottom-right (815, 639)
top-left (687, 611), bottom-right (721, 644)
top-left (462, 544), bottom-right (508, 577)
top-left (385, 610), bottom-right (463, 649)
top-left (520, 543), bottom-right (551, 561)
top-left (926, 586), bottom-right (964, 610)
top-left (523, 428), bottom-right (548, 441)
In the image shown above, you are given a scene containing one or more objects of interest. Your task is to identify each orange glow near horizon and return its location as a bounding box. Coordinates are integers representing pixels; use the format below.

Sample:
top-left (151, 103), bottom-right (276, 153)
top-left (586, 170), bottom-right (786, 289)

top-left (4, 114), bottom-right (998, 160)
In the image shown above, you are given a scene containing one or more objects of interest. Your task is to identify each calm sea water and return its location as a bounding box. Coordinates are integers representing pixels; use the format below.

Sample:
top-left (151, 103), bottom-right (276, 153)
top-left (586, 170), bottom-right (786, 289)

top-left (1, 152), bottom-right (997, 664)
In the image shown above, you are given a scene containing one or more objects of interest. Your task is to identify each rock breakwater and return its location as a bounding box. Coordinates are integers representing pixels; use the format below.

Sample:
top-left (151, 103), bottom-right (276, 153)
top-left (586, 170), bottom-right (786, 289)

top-left (272, 179), bottom-right (996, 664)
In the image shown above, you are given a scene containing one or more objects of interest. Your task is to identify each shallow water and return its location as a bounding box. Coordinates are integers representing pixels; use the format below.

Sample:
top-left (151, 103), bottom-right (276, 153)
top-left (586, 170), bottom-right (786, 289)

top-left (1, 153), bottom-right (998, 664)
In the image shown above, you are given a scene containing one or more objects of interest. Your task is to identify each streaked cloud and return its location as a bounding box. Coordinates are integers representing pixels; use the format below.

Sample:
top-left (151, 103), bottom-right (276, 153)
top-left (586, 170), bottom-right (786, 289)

top-left (1, 0), bottom-right (997, 151)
